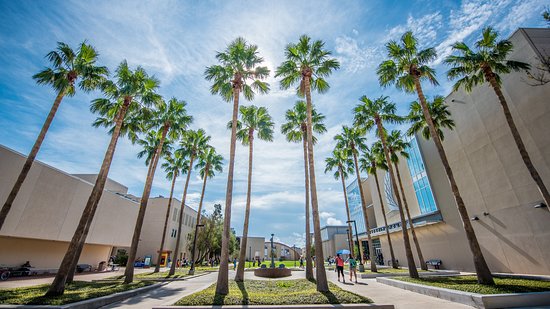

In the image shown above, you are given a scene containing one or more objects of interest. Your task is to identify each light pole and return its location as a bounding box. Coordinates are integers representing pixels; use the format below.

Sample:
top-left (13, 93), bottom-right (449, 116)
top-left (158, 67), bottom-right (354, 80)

top-left (188, 224), bottom-right (205, 275)
top-left (270, 233), bottom-right (275, 268)
top-left (347, 220), bottom-right (365, 272)
top-left (293, 245), bottom-right (296, 267)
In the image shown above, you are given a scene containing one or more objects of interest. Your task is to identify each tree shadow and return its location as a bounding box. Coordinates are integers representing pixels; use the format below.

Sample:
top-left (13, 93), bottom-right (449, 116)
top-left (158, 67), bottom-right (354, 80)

top-left (236, 281), bottom-right (249, 305)
top-left (320, 290), bottom-right (341, 304)
top-left (212, 292), bottom-right (227, 305)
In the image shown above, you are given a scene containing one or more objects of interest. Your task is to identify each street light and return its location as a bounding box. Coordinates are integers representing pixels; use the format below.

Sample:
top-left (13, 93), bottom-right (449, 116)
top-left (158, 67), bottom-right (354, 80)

top-left (293, 245), bottom-right (296, 267)
top-left (188, 224), bottom-right (205, 275)
top-left (270, 234), bottom-right (275, 268)
top-left (347, 220), bottom-right (365, 272)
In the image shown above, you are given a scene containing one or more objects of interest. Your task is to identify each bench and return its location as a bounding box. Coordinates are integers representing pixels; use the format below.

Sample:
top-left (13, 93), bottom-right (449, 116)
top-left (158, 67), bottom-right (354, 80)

top-left (425, 259), bottom-right (442, 269)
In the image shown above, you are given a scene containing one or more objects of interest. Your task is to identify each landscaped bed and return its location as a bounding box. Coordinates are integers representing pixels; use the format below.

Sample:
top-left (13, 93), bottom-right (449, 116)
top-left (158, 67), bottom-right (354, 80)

top-left (174, 279), bottom-right (371, 306)
top-left (109, 267), bottom-right (215, 280)
top-left (0, 281), bottom-right (155, 305)
top-left (395, 275), bottom-right (550, 294)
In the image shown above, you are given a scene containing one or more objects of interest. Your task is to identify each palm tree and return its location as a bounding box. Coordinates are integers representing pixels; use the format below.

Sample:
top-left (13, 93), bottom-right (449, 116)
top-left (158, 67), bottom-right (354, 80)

top-left (385, 130), bottom-right (427, 271)
top-left (124, 98), bottom-right (192, 283)
top-left (188, 146), bottom-right (223, 275)
top-left (170, 129), bottom-right (211, 276)
top-left (377, 30), bottom-right (495, 284)
top-left (0, 42), bottom-right (108, 230)
top-left (154, 152), bottom-right (189, 273)
top-left (275, 35), bottom-right (339, 292)
top-left (232, 105), bottom-right (274, 281)
top-left (281, 101), bottom-right (326, 280)
top-left (205, 37), bottom-right (269, 295)
top-left (46, 61), bottom-right (159, 295)
top-left (445, 27), bottom-right (547, 211)
top-left (407, 96), bottom-right (455, 141)
top-left (324, 147), bottom-right (355, 258)
top-left (359, 143), bottom-right (398, 269)
top-left (334, 126), bottom-right (377, 272)
top-left (354, 95), bottom-right (418, 278)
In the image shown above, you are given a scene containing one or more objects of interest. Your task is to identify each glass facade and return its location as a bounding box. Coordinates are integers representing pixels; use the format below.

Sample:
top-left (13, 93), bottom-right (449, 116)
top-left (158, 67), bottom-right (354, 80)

top-left (347, 178), bottom-right (367, 235)
top-left (406, 136), bottom-right (437, 214)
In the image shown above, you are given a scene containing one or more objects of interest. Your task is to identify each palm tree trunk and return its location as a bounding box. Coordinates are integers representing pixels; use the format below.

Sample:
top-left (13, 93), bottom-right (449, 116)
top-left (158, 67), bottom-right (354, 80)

top-left (170, 154), bottom-right (195, 276)
top-left (394, 162), bottom-right (427, 270)
top-left (236, 131), bottom-right (254, 282)
top-left (302, 133), bottom-right (314, 280)
top-left (304, 76), bottom-right (328, 292)
top-left (189, 166), bottom-right (209, 275)
top-left (124, 127), bottom-right (168, 283)
top-left (46, 99), bottom-right (131, 296)
top-left (373, 171), bottom-right (397, 268)
top-left (216, 86), bottom-right (240, 295)
top-left (376, 119), bottom-right (419, 279)
top-left (0, 90), bottom-right (66, 230)
top-left (338, 166), bottom-right (354, 255)
top-left (352, 151), bottom-right (377, 272)
top-left (413, 76), bottom-right (493, 284)
top-left (486, 73), bottom-right (550, 210)
top-left (155, 172), bottom-right (178, 273)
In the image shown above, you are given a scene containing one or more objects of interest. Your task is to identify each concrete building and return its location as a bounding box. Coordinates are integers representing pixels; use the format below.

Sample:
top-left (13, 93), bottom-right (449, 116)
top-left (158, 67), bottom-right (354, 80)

top-left (264, 241), bottom-right (301, 260)
top-left (320, 225), bottom-right (352, 259)
top-left (236, 236), bottom-right (265, 261)
top-left (350, 28), bottom-right (550, 275)
top-left (0, 145), bottom-right (139, 270)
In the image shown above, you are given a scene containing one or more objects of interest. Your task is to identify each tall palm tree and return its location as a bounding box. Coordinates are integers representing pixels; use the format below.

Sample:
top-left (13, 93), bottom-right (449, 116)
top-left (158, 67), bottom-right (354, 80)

top-left (0, 42), bottom-right (108, 230)
top-left (445, 27), bottom-right (547, 210)
top-left (385, 130), bottom-right (427, 271)
top-left (125, 98), bottom-right (192, 283)
top-left (232, 105), bottom-right (274, 282)
top-left (154, 152), bottom-right (189, 273)
top-left (354, 95), bottom-right (418, 278)
top-left (281, 101), bottom-right (326, 280)
top-left (170, 129), bottom-right (211, 276)
top-left (46, 61), bottom-right (159, 295)
top-left (188, 146), bottom-right (223, 275)
top-left (275, 35), bottom-right (339, 292)
top-left (378, 30), bottom-right (494, 284)
top-left (205, 37), bottom-right (269, 295)
top-left (324, 147), bottom-right (355, 258)
top-left (359, 143), bottom-right (398, 269)
top-left (334, 126), bottom-right (377, 272)
top-left (407, 96), bottom-right (455, 141)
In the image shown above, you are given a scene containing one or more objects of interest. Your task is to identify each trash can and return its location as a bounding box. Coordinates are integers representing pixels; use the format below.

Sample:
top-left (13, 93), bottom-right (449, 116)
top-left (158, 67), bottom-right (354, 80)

top-left (98, 261), bottom-right (107, 271)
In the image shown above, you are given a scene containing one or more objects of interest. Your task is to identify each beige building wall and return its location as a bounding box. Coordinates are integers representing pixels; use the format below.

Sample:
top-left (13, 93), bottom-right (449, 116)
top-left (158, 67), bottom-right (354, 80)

top-left (0, 145), bottom-right (139, 268)
top-left (238, 236), bottom-right (265, 260)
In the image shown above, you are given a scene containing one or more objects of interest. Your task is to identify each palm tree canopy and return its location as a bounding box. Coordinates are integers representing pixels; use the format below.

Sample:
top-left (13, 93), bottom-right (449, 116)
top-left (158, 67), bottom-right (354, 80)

top-left (385, 130), bottom-right (410, 163)
top-left (281, 101), bottom-right (327, 144)
top-left (229, 105), bottom-right (274, 145)
top-left (275, 35), bottom-right (340, 96)
top-left (151, 98), bottom-right (193, 140)
top-left (377, 31), bottom-right (438, 93)
top-left (162, 152), bottom-right (189, 181)
top-left (334, 125), bottom-right (367, 154)
top-left (359, 144), bottom-right (388, 175)
top-left (176, 129), bottom-right (211, 160)
top-left (407, 95), bottom-right (455, 141)
top-left (136, 130), bottom-right (174, 166)
top-left (204, 37), bottom-right (270, 102)
top-left (445, 27), bottom-right (530, 92)
top-left (354, 95), bottom-right (404, 134)
top-left (33, 41), bottom-right (108, 96)
top-left (324, 147), bottom-right (354, 180)
top-left (195, 146), bottom-right (224, 179)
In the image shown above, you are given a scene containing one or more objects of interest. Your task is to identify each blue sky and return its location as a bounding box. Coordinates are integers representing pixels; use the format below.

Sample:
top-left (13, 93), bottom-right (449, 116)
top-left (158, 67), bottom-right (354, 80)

top-left (0, 0), bottom-right (547, 247)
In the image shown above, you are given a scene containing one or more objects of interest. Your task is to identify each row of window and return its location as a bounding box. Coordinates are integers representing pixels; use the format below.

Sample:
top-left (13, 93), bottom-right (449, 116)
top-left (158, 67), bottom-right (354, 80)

top-left (171, 208), bottom-right (196, 227)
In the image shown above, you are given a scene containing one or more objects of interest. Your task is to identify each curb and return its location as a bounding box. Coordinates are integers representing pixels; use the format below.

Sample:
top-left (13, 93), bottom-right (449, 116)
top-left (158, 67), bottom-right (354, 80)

top-left (376, 277), bottom-right (550, 309)
top-left (154, 304), bottom-right (394, 309)
top-left (353, 270), bottom-right (460, 279)
top-left (0, 282), bottom-right (163, 309)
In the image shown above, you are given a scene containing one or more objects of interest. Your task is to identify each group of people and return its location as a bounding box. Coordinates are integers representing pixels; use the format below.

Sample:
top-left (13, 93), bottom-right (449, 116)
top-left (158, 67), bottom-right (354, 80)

top-left (334, 253), bottom-right (358, 283)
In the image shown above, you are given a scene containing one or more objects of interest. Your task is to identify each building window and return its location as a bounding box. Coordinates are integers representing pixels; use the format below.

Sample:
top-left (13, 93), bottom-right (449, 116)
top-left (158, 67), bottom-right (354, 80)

top-left (347, 179), bottom-right (367, 234)
top-left (173, 208), bottom-right (178, 222)
top-left (170, 229), bottom-right (177, 238)
top-left (406, 136), bottom-right (437, 214)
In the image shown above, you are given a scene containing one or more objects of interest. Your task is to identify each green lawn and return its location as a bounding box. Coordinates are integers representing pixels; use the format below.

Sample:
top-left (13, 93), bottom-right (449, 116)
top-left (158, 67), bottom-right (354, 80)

top-left (395, 276), bottom-right (550, 294)
top-left (174, 279), bottom-right (371, 306)
top-left (254, 260), bottom-right (303, 268)
top-left (0, 281), bottom-right (154, 305)
top-left (361, 267), bottom-right (428, 274)
top-left (109, 268), bottom-right (213, 280)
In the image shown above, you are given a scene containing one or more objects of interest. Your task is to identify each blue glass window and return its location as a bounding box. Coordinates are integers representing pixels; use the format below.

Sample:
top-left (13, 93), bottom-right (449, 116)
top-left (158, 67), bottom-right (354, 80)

top-left (347, 179), bottom-right (367, 234)
top-left (406, 136), bottom-right (437, 214)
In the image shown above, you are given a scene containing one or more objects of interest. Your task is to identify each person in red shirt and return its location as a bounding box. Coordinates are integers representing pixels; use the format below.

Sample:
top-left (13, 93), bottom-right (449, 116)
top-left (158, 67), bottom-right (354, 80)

top-left (335, 253), bottom-right (345, 283)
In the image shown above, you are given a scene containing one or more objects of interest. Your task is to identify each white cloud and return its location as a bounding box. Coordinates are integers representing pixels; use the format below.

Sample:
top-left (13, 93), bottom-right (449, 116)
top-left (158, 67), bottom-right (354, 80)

top-left (335, 35), bottom-right (380, 73)
top-left (386, 12), bottom-right (443, 45)
top-left (327, 217), bottom-right (344, 225)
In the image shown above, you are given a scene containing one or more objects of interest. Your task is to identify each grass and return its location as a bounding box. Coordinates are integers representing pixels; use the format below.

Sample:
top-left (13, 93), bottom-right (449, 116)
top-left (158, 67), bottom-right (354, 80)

top-left (361, 267), bottom-right (428, 274)
top-left (395, 276), bottom-right (550, 294)
top-left (109, 268), bottom-right (213, 280)
top-left (174, 279), bottom-right (371, 306)
top-left (254, 260), bottom-right (303, 268)
top-left (0, 281), bottom-right (155, 305)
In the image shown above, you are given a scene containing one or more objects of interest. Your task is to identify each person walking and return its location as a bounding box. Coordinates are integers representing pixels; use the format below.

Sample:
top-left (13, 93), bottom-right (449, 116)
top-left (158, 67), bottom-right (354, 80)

top-left (335, 253), bottom-right (345, 283)
top-left (348, 255), bottom-right (358, 283)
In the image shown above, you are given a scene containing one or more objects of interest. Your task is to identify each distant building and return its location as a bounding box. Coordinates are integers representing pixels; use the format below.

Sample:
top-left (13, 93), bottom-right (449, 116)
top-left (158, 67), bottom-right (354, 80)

top-left (264, 241), bottom-right (301, 260)
top-left (319, 225), bottom-right (351, 259)
top-left (236, 236), bottom-right (265, 261)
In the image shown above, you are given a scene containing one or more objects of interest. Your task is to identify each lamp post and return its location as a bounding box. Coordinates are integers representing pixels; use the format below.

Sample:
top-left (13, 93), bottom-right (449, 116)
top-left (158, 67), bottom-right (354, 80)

top-left (270, 234), bottom-right (275, 268)
top-left (293, 245), bottom-right (296, 267)
top-left (347, 220), bottom-right (365, 272)
top-left (188, 224), bottom-right (205, 275)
